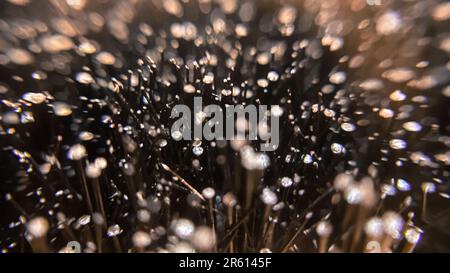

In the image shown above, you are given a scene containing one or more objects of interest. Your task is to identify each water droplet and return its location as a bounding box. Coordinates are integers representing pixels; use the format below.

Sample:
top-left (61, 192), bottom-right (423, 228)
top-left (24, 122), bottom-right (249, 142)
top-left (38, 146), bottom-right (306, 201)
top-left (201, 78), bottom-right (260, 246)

top-left (432, 2), bottom-right (450, 21)
top-left (94, 157), bottom-right (107, 169)
top-left (333, 173), bottom-right (353, 191)
top-left (329, 71), bottom-right (346, 84)
top-left (303, 154), bottom-right (313, 164)
top-left (183, 84), bottom-right (196, 93)
top-left (389, 139), bottom-right (407, 150)
top-left (53, 102), bottom-right (72, 116)
top-left (40, 35), bottom-right (73, 53)
top-left (191, 226), bottom-right (215, 251)
top-left (31, 71), bottom-right (47, 80)
top-left (96, 51), bottom-right (116, 65)
top-left (66, 0), bottom-right (86, 10)
top-left (67, 144), bottom-right (87, 160)
top-left (157, 139), bottom-right (168, 147)
top-left (376, 11), bottom-right (401, 35)
top-left (163, 0), bottom-right (183, 17)
top-left (132, 231), bottom-right (151, 248)
top-left (171, 218), bottom-right (194, 239)
top-left (7, 48), bottom-right (33, 65)
top-left (256, 53), bottom-right (270, 65)
top-left (26, 217), bottom-right (49, 238)
top-left (260, 188), bottom-right (278, 205)
top-left (85, 164), bottom-right (101, 179)
top-left (192, 146), bottom-right (204, 156)
top-left (382, 211), bottom-right (403, 239)
top-left (383, 68), bottom-right (415, 83)
top-left (171, 130), bottom-right (183, 141)
top-left (271, 105), bottom-right (283, 117)
top-left (235, 24), bottom-right (248, 37)
top-left (257, 79), bottom-right (269, 88)
top-left (78, 215), bottom-right (91, 226)
top-left (402, 121), bottom-right (422, 132)
top-left (79, 131), bottom-right (94, 141)
top-left (341, 123), bottom-right (355, 132)
top-left (316, 221), bottom-right (333, 236)
top-left (78, 40), bottom-right (97, 54)
top-left (379, 108), bottom-right (394, 118)
top-left (331, 143), bottom-right (345, 154)
top-left (359, 79), bottom-right (384, 91)
top-left (364, 217), bottom-right (383, 238)
top-left (280, 177), bottom-right (293, 187)
top-left (2, 112), bottom-right (20, 125)
top-left (203, 73), bottom-right (214, 84)
top-left (277, 5), bottom-right (297, 25)
top-left (405, 227), bottom-right (422, 244)
top-left (202, 187), bottom-right (215, 199)
top-left (267, 71), bottom-right (279, 82)
top-left (345, 185), bottom-right (362, 204)
top-left (389, 90), bottom-right (406, 101)
top-left (76, 72), bottom-right (94, 84)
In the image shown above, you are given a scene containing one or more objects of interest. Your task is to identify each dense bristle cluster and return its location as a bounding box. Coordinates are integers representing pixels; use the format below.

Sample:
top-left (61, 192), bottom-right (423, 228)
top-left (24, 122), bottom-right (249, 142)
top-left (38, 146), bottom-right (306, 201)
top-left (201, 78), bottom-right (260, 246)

top-left (0, 0), bottom-right (449, 253)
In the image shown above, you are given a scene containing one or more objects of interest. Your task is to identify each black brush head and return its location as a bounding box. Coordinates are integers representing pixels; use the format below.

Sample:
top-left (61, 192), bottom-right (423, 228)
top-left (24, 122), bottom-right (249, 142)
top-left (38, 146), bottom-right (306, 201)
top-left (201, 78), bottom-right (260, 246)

top-left (0, 0), bottom-right (449, 253)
